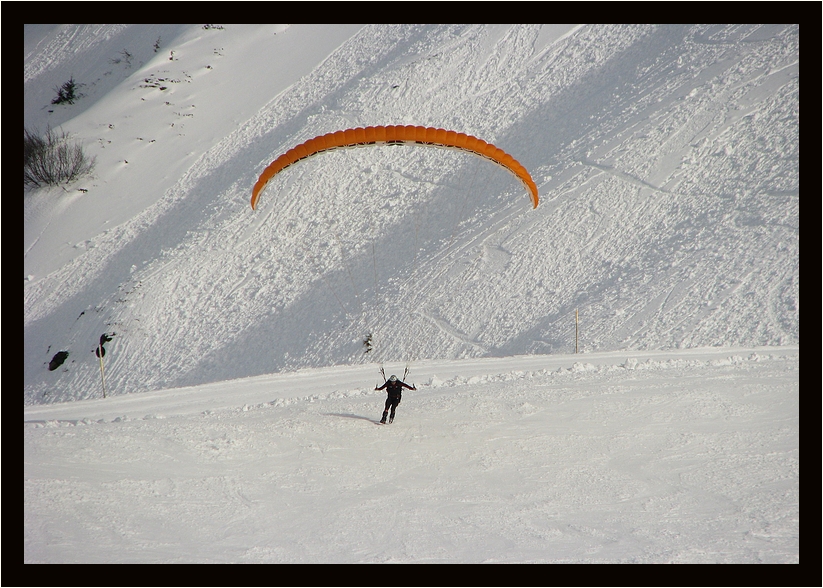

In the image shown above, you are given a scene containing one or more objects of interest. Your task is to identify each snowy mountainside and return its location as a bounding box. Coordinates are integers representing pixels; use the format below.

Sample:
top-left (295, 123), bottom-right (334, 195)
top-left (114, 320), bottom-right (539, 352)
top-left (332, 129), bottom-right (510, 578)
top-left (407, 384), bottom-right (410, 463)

top-left (24, 24), bottom-right (798, 404)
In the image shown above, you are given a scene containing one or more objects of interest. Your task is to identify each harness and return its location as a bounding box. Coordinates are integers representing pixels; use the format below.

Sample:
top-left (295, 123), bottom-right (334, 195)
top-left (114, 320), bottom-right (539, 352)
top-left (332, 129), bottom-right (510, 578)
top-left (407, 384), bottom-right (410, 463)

top-left (385, 380), bottom-right (404, 399)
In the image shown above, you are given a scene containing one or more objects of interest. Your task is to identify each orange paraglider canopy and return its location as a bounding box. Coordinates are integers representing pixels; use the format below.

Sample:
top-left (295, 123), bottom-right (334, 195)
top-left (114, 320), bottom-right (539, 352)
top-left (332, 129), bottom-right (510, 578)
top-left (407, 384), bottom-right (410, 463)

top-left (251, 125), bottom-right (538, 210)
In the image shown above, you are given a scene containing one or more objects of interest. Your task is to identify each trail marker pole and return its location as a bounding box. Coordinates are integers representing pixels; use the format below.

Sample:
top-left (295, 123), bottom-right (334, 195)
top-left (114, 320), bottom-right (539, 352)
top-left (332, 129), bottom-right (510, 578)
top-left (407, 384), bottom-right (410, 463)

top-left (98, 344), bottom-right (107, 399)
top-left (575, 308), bottom-right (579, 354)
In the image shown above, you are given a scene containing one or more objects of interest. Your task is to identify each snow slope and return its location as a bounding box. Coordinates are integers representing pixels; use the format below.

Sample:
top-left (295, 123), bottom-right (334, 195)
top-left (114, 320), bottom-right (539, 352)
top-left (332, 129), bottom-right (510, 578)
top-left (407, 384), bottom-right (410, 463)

top-left (25, 348), bottom-right (798, 564)
top-left (24, 24), bottom-right (799, 564)
top-left (24, 24), bottom-right (798, 403)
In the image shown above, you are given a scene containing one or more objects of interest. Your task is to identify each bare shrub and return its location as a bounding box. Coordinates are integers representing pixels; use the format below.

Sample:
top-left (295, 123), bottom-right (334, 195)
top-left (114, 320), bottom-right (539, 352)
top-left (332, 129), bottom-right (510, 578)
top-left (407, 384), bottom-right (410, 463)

top-left (24, 126), bottom-right (96, 189)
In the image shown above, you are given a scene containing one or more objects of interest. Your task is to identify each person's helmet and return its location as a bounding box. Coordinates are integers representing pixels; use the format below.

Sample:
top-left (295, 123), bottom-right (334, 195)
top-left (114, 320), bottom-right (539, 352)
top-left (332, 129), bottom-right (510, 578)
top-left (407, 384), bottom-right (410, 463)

top-left (389, 375), bottom-right (398, 382)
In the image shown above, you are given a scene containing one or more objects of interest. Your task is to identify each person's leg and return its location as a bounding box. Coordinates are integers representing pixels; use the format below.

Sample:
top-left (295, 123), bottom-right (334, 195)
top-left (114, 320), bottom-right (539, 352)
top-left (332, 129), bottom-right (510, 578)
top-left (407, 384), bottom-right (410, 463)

top-left (381, 397), bottom-right (391, 422)
top-left (389, 397), bottom-right (400, 422)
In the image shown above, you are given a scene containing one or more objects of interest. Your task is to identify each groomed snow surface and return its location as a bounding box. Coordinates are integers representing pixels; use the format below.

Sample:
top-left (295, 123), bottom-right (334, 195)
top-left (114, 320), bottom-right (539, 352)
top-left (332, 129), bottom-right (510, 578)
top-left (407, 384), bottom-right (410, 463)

top-left (25, 349), bottom-right (797, 564)
top-left (24, 25), bottom-right (798, 564)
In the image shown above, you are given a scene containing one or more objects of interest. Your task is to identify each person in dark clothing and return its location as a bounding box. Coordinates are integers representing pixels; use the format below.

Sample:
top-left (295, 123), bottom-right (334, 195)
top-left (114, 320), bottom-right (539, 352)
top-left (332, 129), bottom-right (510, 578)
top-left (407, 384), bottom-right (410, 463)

top-left (375, 374), bottom-right (416, 424)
